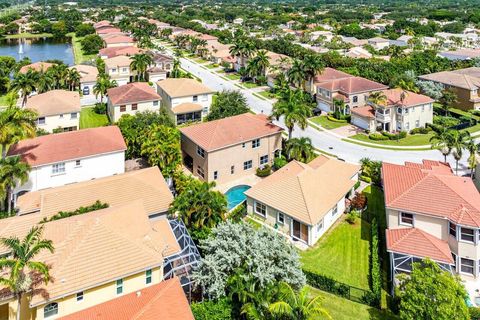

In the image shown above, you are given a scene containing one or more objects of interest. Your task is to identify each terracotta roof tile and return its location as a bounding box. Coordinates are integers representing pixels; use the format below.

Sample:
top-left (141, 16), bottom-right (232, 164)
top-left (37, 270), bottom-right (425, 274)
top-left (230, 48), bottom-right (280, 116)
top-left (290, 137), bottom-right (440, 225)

top-left (107, 82), bottom-right (161, 105)
top-left (380, 88), bottom-right (434, 107)
top-left (19, 62), bottom-right (55, 74)
top-left (104, 36), bottom-right (135, 44)
top-left (351, 105), bottom-right (375, 119)
top-left (386, 228), bottom-right (453, 264)
top-left (156, 78), bottom-right (214, 98)
top-left (26, 90), bottom-right (80, 117)
top-left (58, 277), bottom-right (194, 320)
top-left (99, 46), bottom-right (143, 58)
top-left (172, 102), bottom-right (203, 114)
top-left (313, 67), bottom-right (353, 84)
top-left (179, 113), bottom-right (283, 151)
top-left (70, 65), bottom-right (98, 83)
top-left (316, 76), bottom-right (388, 94)
top-left (97, 27), bottom-right (121, 34)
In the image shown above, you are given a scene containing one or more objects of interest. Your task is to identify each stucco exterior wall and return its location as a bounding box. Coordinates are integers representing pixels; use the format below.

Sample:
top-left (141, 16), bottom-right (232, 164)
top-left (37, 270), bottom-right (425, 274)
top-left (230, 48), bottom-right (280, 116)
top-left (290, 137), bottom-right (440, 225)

top-left (36, 113), bottom-right (79, 133)
top-left (108, 99), bottom-right (160, 122)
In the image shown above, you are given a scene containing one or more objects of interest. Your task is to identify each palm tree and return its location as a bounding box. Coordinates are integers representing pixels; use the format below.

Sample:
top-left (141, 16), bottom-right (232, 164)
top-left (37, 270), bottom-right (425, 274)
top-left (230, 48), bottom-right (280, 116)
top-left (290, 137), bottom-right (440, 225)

top-left (449, 130), bottom-right (470, 174)
top-left (303, 54), bottom-right (324, 94)
top-left (171, 59), bottom-right (181, 78)
top-left (439, 89), bottom-right (458, 116)
top-left (0, 225), bottom-right (54, 320)
top-left (0, 106), bottom-right (37, 159)
top-left (287, 59), bottom-right (306, 89)
top-left (247, 50), bottom-right (270, 81)
top-left (10, 70), bottom-right (37, 107)
top-left (130, 53), bottom-right (154, 82)
top-left (271, 89), bottom-right (313, 140)
top-left (367, 91), bottom-right (387, 106)
top-left (466, 139), bottom-right (479, 178)
top-left (269, 282), bottom-right (331, 320)
top-left (49, 64), bottom-right (69, 89)
top-left (395, 79), bottom-right (419, 93)
top-left (333, 98), bottom-right (346, 115)
top-left (93, 75), bottom-right (117, 102)
top-left (36, 71), bottom-right (54, 94)
top-left (229, 40), bottom-right (257, 70)
top-left (286, 137), bottom-right (315, 163)
top-left (67, 68), bottom-right (81, 91)
top-left (0, 156), bottom-right (30, 213)
top-left (430, 127), bottom-right (454, 162)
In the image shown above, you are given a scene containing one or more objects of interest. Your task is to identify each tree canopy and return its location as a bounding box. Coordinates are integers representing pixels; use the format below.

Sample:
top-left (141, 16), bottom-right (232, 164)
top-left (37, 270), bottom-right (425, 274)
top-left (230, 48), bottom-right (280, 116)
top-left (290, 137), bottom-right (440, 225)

top-left (206, 90), bottom-right (250, 121)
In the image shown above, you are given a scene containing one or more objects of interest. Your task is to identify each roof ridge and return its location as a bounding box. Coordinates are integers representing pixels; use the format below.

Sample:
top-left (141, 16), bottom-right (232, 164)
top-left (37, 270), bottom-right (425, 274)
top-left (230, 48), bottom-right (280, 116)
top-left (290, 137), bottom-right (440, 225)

top-left (296, 171), bottom-right (313, 225)
top-left (435, 175), bottom-right (480, 215)
top-left (388, 169), bottom-right (429, 206)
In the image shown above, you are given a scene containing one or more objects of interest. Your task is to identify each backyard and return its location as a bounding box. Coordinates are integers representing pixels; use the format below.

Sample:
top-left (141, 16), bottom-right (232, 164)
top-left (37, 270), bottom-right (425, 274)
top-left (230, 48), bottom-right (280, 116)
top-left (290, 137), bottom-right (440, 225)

top-left (310, 115), bottom-right (350, 130)
top-left (80, 107), bottom-right (109, 129)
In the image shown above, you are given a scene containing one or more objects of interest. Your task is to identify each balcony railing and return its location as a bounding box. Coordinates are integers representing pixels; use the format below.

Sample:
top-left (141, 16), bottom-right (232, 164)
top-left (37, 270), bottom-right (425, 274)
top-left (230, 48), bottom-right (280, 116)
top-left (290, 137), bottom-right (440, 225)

top-left (375, 111), bottom-right (391, 123)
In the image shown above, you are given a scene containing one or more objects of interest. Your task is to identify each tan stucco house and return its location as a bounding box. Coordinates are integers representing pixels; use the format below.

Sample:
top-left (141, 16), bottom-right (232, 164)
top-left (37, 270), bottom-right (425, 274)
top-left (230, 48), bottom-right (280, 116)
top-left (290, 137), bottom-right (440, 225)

top-left (245, 156), bottom-right (359, 246)
top-left (179, 113), bottom-right (283, 185)
top-left (104, 55), bottom-right (133, 86)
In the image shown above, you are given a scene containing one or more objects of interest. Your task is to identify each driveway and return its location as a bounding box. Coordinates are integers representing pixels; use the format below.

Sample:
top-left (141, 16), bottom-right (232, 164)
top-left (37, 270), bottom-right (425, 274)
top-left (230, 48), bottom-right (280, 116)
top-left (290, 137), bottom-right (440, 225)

top-left (330, 125), bottom-right (364, 137)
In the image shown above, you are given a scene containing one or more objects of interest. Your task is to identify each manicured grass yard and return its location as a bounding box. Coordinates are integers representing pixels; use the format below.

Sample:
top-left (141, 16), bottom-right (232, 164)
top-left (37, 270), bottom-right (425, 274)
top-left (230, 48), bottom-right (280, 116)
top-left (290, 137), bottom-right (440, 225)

top-left (67, 32), bottom-right (96, 64)
top-left (4, 32), bottom-right (53, 39)
top-left (205, 63), bottom-right (219, 69)
top-left (310, 115), bottom-right (350, 130)
top-left (225, 73), bottom-right (241, 81)
top-left (192, 57), bottom-right (209, 64)
top-left (258, 90), bottom-right (277, 99)
top-left (301, 217), bottom-right (371, 290)
top-left (242, 81), bottom-right (260, 89)
top-left (349, 132), bottom-right (434, 147)
top-left (80, 107), bottom-right (109, 129)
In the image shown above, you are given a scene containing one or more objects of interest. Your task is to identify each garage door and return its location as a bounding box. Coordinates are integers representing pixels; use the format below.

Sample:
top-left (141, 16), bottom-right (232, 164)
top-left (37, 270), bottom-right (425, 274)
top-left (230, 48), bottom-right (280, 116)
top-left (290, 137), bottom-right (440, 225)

top-left (352, 116), bottom-right (369, 130)
top-left (317, 101), bottom-right (331, 113)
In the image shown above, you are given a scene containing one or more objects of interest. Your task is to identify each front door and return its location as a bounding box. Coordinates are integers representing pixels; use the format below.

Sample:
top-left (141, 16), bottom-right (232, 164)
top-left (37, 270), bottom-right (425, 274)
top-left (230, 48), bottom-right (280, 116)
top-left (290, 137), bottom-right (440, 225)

top-left (292, 220), bottom-right (309, 243)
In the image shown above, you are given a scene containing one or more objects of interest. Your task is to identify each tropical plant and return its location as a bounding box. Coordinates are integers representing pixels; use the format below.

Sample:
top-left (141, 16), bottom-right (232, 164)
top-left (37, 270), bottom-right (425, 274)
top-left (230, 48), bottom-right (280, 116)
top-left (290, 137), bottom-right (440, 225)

top-left (130, 53), bottom-right (154, 82)
top-left (302, 54), bottom-right (324, 94)
top-left (332, 98), bottom-right (346, 115)
top-left (0, 156), bottom-right (30, 213)
top-left (269, 282), bottom-right (331, 320)
top-left (207, 90), bottom-right (250, 121)
top-left (0, 106), bottom-right (37, 159)
top-left (35, 71), bottom-right (54, 94)
top-left (466, 139), bottom-right (479, 178)
top-left (10, 70), bottom-right (37, 107)
top-left (287, 59), bottom-right (306, 89)
top-left (271, 89), bottom-right (313, 140)
top-left (367, 91), bottom-right (387, 106)
top-left (66, 68), bottom-right (81, 91)
top-left (449, 130), bottom-right (470, 174)
top-left (247, 50), bottom-right (270, 81)
top-left (93, 75), bottom-right (117, 102)
top-left (439, 89), bottom-right (458, 116)
top-left (0, 225), bottom-right (54, 320)
top-left (430, 126), bottom-right (454, 162)
top-left (285, 137), bottom-right (315, 163)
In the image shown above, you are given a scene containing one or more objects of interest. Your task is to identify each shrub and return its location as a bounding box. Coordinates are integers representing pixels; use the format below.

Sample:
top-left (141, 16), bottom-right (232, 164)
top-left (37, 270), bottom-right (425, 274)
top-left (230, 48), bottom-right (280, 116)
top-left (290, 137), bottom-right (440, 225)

top-left (410, 127), bottom-right (432, 135)
top-left (256, 164), bottom-right (272, 177)
top-left (368, 132), bottom-right (389, 141)
top-left (191, 298), bottom-right (232, 320)
top-left (381, 131), bottom-right (407, 140)
top-left (354, 180), bottom-right (361, 190)
top-left (273, 156), bottom-right (288, 170)
top-left (303, 269), bottom-right (350, 298)
top-left (370, 218), bottom-right (381, 308)
top-left (346, 209), bottom-right (359, 224)
top-left (360, 175), bottom-right (372, 183)
top-left (41, 200), bottom-right (109, 223)
top-left (470, 110), bottom-right (480, 117)
top-left (433, 115), bottom-right (460, 128)
top-left (93, 102), bottom-right (107, 114)
top-left (469, 306), bottom-right (480, 320)
top-left (228, 203), bottom-right (246, 222)
top-left (350, 192), bottom-right (367, 210)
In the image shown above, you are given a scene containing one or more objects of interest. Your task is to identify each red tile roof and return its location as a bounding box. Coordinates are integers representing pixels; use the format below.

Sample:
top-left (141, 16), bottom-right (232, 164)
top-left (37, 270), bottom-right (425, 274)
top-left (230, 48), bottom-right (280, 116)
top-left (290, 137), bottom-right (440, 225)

top-left (104, 36), bottom-right (135, 44)
top-left (97, 27), bottom-right (122, 34)
top-left (99, 46), bottom-right (143, 58)
top-left (382, 160), bottom-right (480, 227)
top-left (8, 126), bottom-right (126, 167)
top-left (179, 113), bottom-right (283, 151)
top-left (386, 228), bottom-right (453, 264)
top-left (19, 62), bottom-right (54, 74)
top-left (316, 76), bottom-right (388, 94)
top-left (313, 67), bottom-right (352, 84)
top-left (58, 277), bottom-right (194, 320)
top-left (381, 88), bottom-right (434, 107)
top-left (351, 105), bottom-right (375, 119)
top-left (107, 82), bottom-right (161, 105)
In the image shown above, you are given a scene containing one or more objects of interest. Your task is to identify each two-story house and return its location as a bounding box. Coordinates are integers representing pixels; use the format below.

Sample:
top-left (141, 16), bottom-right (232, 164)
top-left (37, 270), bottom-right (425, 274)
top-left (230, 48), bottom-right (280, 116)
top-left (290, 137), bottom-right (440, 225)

top-left (147, 53), bottom-right (173, 84)
top-left (104, 35), bottom-right (136, 48)
top-left (315, 75), bottom-right (388, 114)
top-left (419, 67), bottom-right (480, 111)
top-left (26, 90), bottom-right (81, 133)
top-left (179, 113), bottom-right (283, 185)
top-left (245, 155), bottom-right (359, 246)
top-left (8, 126), bottom-right (126, 199)
top-left (350, 88), bottom-right (434, 132)
top-left (156, 78), bottom-right (214, 125)
top-left (70, 64), bottom-right (98, 96)
top-left (99, 46), bottom-right (143, 59)
top-left (107, 82), bottom-right (161, 122)
top-left (104, 55), bottom-right (133, 85)
top-left (382, 160), bottom-right (480, 298)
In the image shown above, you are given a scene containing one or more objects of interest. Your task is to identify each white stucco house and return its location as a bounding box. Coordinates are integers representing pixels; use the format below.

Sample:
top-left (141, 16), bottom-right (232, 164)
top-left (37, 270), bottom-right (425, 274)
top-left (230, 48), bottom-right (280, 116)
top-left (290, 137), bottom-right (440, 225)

top-left (70, 64), bottom-right (98, 96)
top-left (104, 55), bottom-right (133, 86)
top-left (8, 126), bottom-right (127, 200)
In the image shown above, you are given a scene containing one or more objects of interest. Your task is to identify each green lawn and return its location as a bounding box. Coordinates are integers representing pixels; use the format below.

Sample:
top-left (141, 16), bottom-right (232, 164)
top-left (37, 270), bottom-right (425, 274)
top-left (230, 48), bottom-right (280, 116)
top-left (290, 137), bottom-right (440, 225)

top-left (4, 32), bottom-right (53, 39)
top-left (310, 116), bottom-right (350, 130)
top-left (242, 81), bottom-right (260, 89)
top-left (80, 107), bottom-right (109, 129)
top-left (67, 32), bottom-right (96, 64)
top-left (205, 63), bottom-right (219, 69)
top-left (225, 73), bottom-right (241, 81)
top-left (307, 287), bottom-right (398, 320)
top-left (258, 89), bottom-right (278, 99)
top-left (349, 132), bottom-right (434, 147)
top-left (192, 57), bottom-right (209, 64)
top-left (301, 218), bottom-right (370, 290)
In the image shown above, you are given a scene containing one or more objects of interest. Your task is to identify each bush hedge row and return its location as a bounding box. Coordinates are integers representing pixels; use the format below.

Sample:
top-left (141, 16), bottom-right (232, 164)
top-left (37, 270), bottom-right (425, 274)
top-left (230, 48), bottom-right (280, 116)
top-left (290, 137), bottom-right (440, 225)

top-left (370, 218), bottom-right (382, 308)
top-left (303, 269), bottom-right (350, 298)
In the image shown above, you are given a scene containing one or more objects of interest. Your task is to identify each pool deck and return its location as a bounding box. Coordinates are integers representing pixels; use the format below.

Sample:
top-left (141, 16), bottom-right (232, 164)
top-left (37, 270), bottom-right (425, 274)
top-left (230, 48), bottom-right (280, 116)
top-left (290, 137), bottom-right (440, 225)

top-left (215, 174), bottom-right (263, 193)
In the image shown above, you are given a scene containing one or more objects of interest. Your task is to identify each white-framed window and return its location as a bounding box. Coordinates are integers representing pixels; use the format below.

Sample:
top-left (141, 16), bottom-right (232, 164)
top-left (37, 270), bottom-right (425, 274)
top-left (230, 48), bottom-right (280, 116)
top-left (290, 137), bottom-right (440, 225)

top-left (213, 171), bottom-right (218, 180)
top-left (317, 219), bottom-right (324, 232)
top-left (260, 155), bottom-right (269, 165)
top-left (243, 160), bottom-right (252, 170)
top-left (111, 68), bottom-right (117, 73)
top-left (37, 117), bottom-right (46, 125)
top-left (192, 95), bottom-right (198, 102)
top-left (331, 204), bottom-right (338, 217)
top-left (415, 120), bottom-right (420, 128)
top-left (153, 100), bottom-right (159, 106)
top-left (52, 163), bottom-right (65, 175)
top-left (449, 222), bottom-right (457, 238)
top-left (76, 291), bottom-right (84, 302)
top-left (146, 269), bottom-right (152, 285)
top-left (405, 122), bottom-right (410, 130)
top-left (75, 160), bottom-right (81, 167)
top-left (461, 258), bottom-right (474, 275)
top-left (277, 212), bottom-right (285, 224)
top-left (196, 166), bottom-right (205, 178)
top-left (196, 146), bottom-right (205, 158)
top-left (461, 227), bottom-right (475, 243)
top-left (116, 279), bottom-right (123, 295)
top-left (400, 212), bottom-right (414, 226)
top-left (44, 302), bottom-right (58, 318)
top-left (201, 94), bottom-right (208, 101)
top-left (254, 201), bottom-right (266, 217)
top-left (352, 96), bottom-right (358, 103)
top-left (71, 112), bottom-right (77, 119)
top-left (252, 139), bottom-right (260, 148)
top-left (452, 253), bottom-right (457, 270)
top-left (122, 67), bottom-right (127, 72)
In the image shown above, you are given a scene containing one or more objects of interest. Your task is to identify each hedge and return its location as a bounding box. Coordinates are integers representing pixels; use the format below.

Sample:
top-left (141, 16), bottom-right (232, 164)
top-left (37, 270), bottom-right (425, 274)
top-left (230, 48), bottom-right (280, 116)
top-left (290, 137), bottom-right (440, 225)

top-left (369, 132), bottom-right (389, 141)
top-left (327, 115), bottom-right (348, 123)
top-left (303, 269), bottom-right (350, 298)
top-left (410, 127), bottom-right (432, 135)
top-left (370, 218), bottom-right (382, 308)
top-left (381, 131), bottom-right (407, 140)
top-left (256, 164), bottom-right (272, 177)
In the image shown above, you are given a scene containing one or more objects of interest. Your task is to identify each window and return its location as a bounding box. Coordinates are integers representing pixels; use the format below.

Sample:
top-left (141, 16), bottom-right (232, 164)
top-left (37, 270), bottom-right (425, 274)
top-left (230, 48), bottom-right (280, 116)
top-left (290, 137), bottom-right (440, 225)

top-left (252, 139), bottom-right (260, 148)
top-left (196, 146), bottom-right (205, 158)
top-left (255, 201), bottom-right (266, 217)
top-left (231, 166), bottom-right (235, 174)
top-left (242, 143), bottom-right (246, 148)
top-left (461, 227), bottom-right (475, 242)
top-left (352, 96), bottom-right (358, 103)
top-left (146, 269), bottom-right (152, 285)
top-left (461, 258), bottom-right (474, 275)
top-left (317, 219), bottom-right (324, 232)
top-left (415, 120), bottom-right (420, 128)
top-left (452, 253), bottom-right (457, 270)
top-left (197, 166), bottom-right (205, 178)
top-left (116, 279), bottom-right (123, 295)
top-left (75, 160), bottom-right (81, 167)
top-left (44, 302), bottom-right (58, 318)
top-left (422, 105), bottom-right (425, 112)
top-left (400, 212), bottom-right (414, 226)
top-left (52, 163), bottom-right (65, 175)
top-left (213, 171), bottom-right (218, 180)
top-left (331, 204), bottom-right (338, 217)
top-left (120, 105), bottom-right (126, 112)
top-left (193, 95), bottom-right (198, 102)
top-left (131, 103), bottom-right (138, 111)
top-left (37, 117), bottom-right (46, 125)
top-left (243, 160), bottom-right (252, 170)
top-left (112, 68), bottom-right (117, 73)
top-left (405, 122), bottom-right (410, 130)
top-left (71, 112), bottom-right (77, 120)
top-left (76, 291), bottom-right (84, 302)
top-left (449, 222), bottom-right (457, 238)
top-left (201, 94), bottom-right (208, 101)
top-left (277, 212), bottom-right (285, 224)
top-left (260, 155), bottom-right (269, 165)
top-left (153, 100), bottom-right (159, 106)
top-left (59, 114), bottom-right (64, 118)
top-left (122, 67), bottom-right (127, 72)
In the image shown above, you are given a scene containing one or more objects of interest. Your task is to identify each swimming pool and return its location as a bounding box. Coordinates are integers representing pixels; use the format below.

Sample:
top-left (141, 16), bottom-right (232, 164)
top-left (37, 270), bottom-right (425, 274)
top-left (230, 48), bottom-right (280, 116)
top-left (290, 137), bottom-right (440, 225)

top-left (225, 185), bottom-right (251, 210)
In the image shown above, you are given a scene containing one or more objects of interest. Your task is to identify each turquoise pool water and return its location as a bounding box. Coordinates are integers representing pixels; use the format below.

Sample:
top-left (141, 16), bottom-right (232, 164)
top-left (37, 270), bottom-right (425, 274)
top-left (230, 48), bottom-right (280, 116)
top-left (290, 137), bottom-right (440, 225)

top-left (225, 185), bottom-right (251, 210)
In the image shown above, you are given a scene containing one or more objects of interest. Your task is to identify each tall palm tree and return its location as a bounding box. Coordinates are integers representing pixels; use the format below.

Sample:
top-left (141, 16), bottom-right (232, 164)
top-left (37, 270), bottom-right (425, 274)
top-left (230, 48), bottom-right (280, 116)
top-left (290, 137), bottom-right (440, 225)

top-left (286, 137), bottom-right (315, 163)
top-left (93, 75), bottom-right (117, 102)
top-left (430, 127), bottom-right (454, 163)
top-left (10, 70), bottom-right (37, 107)
top-left (36, 71), bottom-right (54, 94)
top-left (287, 59), bottom-right (306, 89)
top-left (466, 139), bottom-right (479, 178)
top-left (67, 68), bottom-right (81, 91)
top-left (0, 225), bottom-right (54, 320)
top-left (0, 106), bottom-right (37, 159)
top-left (0, 156), bottom-right (30, 213)
top-left (171, 59), bottom-right (181, 78)
top-left (269, 282), bottom-right (331, 320)
top-left (367, 91), bottom-right (387, 106)
top-left (247, 50), bottom-right (270, 81)
top-left (439, 89), bottom-right (458, 116)
top-left (303, 54), bottom-right (324, 94)
top-left (49, 64), bottom-right (69, 90)
top-left (449, 130), bottom-right (471, 174)
top-left (333, 98), bottom-right (346, 115)
top-left (130, 53), bottom-right (154, 82)
top-left (229, 40), bottom-right (257, 70)
top-left (271, 89), bottom-right (313, 140)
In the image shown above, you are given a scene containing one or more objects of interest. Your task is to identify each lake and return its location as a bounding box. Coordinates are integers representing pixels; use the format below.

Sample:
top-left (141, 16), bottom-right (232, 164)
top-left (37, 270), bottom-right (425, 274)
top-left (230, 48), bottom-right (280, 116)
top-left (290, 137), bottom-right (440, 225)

top-left (0, 37), bottom-right (74, 66)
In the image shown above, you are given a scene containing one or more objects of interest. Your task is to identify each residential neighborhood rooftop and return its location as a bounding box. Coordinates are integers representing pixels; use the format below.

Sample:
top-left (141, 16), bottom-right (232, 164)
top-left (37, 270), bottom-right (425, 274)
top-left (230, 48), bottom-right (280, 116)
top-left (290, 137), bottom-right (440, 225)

top-left (419, 67), bottom-right (480, 90)
top-left (104, 55), bottom-right (132, 68)
top-left (19, 61), bottom-right (54, 74)
top-left (156, 78), bottom-right (214, 98)
top-left (107, 82), bottom-right (161, 105)
top-left (315, 76), bottom-right (388, 94)
top-left (25, 89), bottom-right (80, 117)
top-left (99, 46), bottom-right (143, 58)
